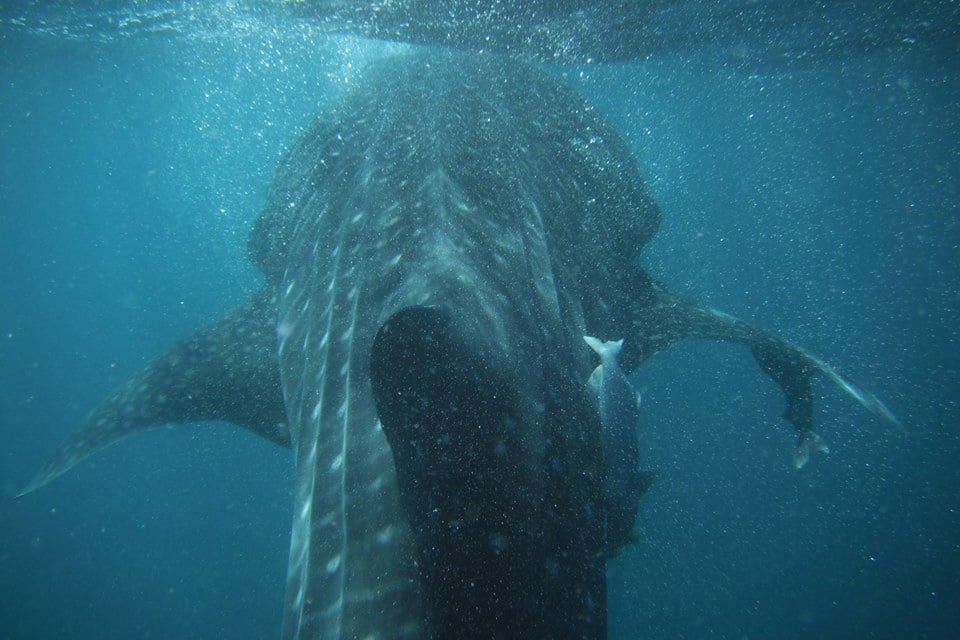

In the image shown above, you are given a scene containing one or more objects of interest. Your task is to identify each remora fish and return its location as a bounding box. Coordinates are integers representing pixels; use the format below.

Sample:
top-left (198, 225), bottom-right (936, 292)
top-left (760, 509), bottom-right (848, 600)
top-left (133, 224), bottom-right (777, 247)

top-left (584, 336), bottom-right (655, 554)
top-left (20, 52), bottom-right (902, 639)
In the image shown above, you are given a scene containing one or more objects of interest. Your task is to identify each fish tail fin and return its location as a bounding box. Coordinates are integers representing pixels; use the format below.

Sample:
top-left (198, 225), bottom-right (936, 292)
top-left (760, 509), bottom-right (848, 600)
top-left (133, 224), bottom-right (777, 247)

top-left (633, 469), bottom-right (657, 500)
top-left (583, 335), bottom-right (624, 360)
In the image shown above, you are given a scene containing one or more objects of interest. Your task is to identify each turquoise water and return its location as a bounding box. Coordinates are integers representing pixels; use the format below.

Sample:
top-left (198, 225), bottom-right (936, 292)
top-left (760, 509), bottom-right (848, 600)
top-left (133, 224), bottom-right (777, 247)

top-left (2, 3), bottom-right (958, 639)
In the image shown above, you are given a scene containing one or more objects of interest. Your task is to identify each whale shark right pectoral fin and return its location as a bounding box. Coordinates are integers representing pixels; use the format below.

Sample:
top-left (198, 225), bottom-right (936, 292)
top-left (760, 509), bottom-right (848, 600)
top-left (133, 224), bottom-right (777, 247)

top-left (18, 288), bottom-right (287, 497)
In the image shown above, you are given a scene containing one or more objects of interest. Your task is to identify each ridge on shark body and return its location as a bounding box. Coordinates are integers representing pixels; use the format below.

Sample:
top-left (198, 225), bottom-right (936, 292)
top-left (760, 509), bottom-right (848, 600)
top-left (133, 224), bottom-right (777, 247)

top-left (20, 52), bottom-right (902, 639)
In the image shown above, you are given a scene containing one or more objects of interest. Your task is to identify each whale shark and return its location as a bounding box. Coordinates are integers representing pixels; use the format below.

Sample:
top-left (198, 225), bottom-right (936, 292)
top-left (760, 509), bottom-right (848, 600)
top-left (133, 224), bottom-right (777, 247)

top-left (20, 52), bottom-right (902, 638)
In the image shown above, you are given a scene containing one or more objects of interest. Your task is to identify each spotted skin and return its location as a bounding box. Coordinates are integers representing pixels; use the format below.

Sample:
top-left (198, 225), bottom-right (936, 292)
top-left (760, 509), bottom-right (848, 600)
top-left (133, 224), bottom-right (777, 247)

top-left (18, 289), bottom-right (286, 498)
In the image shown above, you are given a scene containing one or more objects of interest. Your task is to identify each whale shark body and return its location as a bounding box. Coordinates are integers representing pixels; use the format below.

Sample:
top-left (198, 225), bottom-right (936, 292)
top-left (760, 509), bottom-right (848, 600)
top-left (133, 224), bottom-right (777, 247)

top-left (21, 52), bottom-right (901, 638)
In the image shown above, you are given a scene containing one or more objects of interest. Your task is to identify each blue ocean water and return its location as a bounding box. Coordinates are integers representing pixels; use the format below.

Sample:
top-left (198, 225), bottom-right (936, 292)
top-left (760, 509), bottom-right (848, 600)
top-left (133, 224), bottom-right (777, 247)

top-left (1, 4), bottom-right (957, 639)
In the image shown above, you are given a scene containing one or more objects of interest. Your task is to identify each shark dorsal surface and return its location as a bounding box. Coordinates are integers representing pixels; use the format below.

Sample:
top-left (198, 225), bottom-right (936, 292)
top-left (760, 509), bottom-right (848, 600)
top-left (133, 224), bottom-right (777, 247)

top-left (22, 50), bottom-right (903, 639)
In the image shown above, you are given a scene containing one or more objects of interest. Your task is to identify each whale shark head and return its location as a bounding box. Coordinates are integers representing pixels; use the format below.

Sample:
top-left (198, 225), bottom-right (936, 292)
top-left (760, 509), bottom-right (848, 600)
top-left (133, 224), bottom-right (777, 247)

top-left (248, 52), bottom-right (660, 638)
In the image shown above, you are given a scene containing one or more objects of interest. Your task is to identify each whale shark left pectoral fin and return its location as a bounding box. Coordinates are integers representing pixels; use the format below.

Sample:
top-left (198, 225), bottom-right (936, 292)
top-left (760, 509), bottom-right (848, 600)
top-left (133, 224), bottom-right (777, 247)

top-left (18, 288), bottom-right (287, 497)
top-left (620, 272), bottom-right (903, 465)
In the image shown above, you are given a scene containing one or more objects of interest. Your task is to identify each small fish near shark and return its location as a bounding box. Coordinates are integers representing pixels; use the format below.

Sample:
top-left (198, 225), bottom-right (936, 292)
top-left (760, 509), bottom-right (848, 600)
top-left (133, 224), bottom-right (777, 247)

top-left (19, 52), bottom-right (903, 639)
top-left (584, 335), bottom-right (655, 556)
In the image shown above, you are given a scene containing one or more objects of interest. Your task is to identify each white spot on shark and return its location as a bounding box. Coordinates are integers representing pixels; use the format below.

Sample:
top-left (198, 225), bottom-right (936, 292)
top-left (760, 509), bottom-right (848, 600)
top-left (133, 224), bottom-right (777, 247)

top-left (375, 525), bottom-right (395, 544)
top-left (277, 320), bottom-right (295, 340)
top-left (325, 554), bottom-right (341, 574)
top-left (367, 474), bottom-right (386, 492)
top-left (321, 595), bottom-right (344, 618)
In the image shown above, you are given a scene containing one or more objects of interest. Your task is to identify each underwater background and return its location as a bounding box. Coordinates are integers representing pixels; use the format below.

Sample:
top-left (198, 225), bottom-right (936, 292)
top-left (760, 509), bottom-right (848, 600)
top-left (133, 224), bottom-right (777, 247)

top-left (1, 2), bottom-right (958, 639)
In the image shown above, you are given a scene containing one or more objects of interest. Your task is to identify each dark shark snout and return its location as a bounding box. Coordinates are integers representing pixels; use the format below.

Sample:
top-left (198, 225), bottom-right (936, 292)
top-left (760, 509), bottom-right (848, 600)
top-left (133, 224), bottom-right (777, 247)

top-left (370, 306), bottom-right (551, 638)
top-left (370, 306), bottom-right (513, 481)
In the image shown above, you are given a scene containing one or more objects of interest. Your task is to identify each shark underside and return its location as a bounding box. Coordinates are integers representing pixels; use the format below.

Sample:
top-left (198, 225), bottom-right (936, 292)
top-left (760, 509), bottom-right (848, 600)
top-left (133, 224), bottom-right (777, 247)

top-left (20, 52), bottom-right (901, 639)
